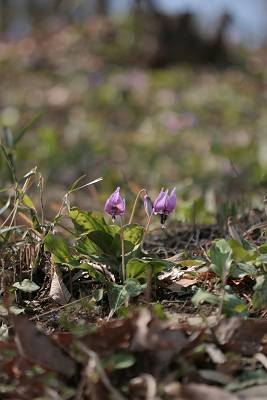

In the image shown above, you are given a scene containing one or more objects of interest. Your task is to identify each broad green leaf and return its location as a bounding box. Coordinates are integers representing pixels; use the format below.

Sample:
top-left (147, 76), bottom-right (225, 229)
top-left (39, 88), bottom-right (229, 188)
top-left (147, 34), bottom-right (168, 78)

top-left (192, 288), bottom-right (219, 306)
top-left (110, 233), bottom-right (123, 257)
top-left (88, 230), bottom-right (114, 254)
top-left (108, 224), bottom-right (144, 257)
top-left (75, 236), bottom-right (101, 256)
top-left (44, 233), bottom-right (71, 263)
top-left (75, 235), bottom-right (120, 271)
top-left (226, 369), bottom-right (267, 391)
top-left (69, 208), bottom-right (115, 235)
top-left (108, 284), bottom-right (128, 315)
top-left (210, 239), bottom-right (232, 280)
top-left (122, 224), bottom-right (144, 252)
top-left (108, 279), bottom-right (146, 316)
top-left (126, 258), bottom-right (170, 282)
top-left (179, 259), bottom-right (205, 267)
top-left (253, 275), bottom-right (267, 309)
top-left (92, 288), bottom-right (104, 302)
top-left (102, 352), bottom-right (136, 370)
top-left (256, 254), bottom-right (267, 265)
top-left (22, 194), bottom-right (36, 211)
top-left (70, 263), bottom-right (107, 284)
top-left (13, 279), bottom-right (39, 293)
top-left (222, 293), bottom-right (248, 317)
top-left (229, 262), bottom-right (257, 279)
top-left (124, 278), bottom-right (146, 297)
top-left (229, 240), bottom-right (257, 263)
top-left (0, 305), bottom-right (25, 316)
top-left (70, 208), bottom-right (122, 260)
top-left (259, 244), bottom-right (267, 254)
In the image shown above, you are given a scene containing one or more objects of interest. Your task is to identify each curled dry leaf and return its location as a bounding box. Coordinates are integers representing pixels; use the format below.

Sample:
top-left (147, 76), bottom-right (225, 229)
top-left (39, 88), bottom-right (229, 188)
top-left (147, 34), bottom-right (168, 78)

top-left (204, 343), bottom-right (227, 364)
top-left (168, 278), bottom-right (197, 292)
top-left (10, 314), bottom-right (76, 377)
top-left (129, 374), bottom-right (157, 400)
top-left (49, 265), bottom-right (71, 305)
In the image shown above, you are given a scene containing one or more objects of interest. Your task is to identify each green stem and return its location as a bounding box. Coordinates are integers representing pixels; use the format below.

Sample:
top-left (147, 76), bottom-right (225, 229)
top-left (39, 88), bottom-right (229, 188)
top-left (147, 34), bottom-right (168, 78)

top-left (145, 211), bottom-right (153, 233)
top-left (143, 211), bottom-right (154, 302)
top-left (120, 217), bottom-right (126, 283)
top-left (128, 188), bottom-right (146, 225)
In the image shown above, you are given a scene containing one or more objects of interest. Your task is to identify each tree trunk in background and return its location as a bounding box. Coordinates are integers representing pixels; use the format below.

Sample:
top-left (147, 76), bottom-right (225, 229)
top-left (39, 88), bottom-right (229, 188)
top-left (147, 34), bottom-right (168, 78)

top-left (0, 0), bottom-right (9, 32)
top-left (95, 0), bottom-right (108, 16)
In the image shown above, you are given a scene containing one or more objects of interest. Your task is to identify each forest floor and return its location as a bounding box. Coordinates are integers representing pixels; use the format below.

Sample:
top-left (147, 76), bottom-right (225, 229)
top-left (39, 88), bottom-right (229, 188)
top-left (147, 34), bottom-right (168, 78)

top-left (2, 16), bottom-right (267, 400)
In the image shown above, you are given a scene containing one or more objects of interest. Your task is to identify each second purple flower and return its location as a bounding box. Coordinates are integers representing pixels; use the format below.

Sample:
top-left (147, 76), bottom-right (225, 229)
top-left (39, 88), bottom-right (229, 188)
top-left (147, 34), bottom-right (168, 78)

top-left (153, 188), bottom-right (176, 225)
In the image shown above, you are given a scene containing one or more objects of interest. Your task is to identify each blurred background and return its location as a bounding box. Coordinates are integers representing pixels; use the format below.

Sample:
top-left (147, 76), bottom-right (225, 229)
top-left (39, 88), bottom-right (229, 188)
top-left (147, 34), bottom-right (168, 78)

top-left (1, 0), bottom-right (267, 222)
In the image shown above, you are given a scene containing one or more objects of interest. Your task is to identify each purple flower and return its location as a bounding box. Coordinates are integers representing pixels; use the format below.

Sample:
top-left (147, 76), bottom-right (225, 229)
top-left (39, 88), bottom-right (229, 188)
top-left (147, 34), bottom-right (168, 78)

top-left (153, 188), bottom-right (176, 225)
top-left (104, 187), bottom-right (125, 222)
top-left (144, 191), bottom-right (154, 217)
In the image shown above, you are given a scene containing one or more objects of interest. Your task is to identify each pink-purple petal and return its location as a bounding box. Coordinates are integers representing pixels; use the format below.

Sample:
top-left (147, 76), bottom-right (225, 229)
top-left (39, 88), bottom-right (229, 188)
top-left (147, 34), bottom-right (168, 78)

top-left (144, 194), bottom-right (154, 216)
top-left (166, 188), bottom-right (176, 213)
top-left (153, 189), bottom-right (168, 214)
top-left (104, 187), bottom-right (125, 217)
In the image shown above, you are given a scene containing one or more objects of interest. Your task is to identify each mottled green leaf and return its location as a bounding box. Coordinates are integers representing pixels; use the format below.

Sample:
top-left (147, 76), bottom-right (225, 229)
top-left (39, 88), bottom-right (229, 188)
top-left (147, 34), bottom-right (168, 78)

top-left (44, 233), bottom-right (71, 263)
top-left (253, 275), bottom-right (267, 309)
top-left (108, 284), bottom-right (128, 315)
top-left (126, 258), bottom-right (169, 282)
top-left (13, 279), bottom-right (39, 293)
top-left (229, 262), bottom-right (257, 278)
top-left (124, 278), bottom-right (146, 297)
top-left (229, 240), bottom-right (257, 263)
top-left (210, 239), bottom-right (232, 279)
top-left (123, 224), bottom-right (144, 250)
top-left (192, 288), bottom-right (219, 306)
top-left (222, 293), bottom-right (248, 317)
top-left (102, 352), bottom-right (136, 370)
top-left (22, 194), bottom-right (36, 211)
top-left (69, 207), bottom-right (117, 235)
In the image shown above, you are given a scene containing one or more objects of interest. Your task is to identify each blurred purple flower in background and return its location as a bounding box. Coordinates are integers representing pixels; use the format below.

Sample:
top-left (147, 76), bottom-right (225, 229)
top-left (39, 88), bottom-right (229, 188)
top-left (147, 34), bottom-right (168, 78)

top-left (144, 191), bottom-right (154, 217)
top-left (153, 188), bottom-right (176, 226)
top-left (104, 187), bottom-right (125, 222)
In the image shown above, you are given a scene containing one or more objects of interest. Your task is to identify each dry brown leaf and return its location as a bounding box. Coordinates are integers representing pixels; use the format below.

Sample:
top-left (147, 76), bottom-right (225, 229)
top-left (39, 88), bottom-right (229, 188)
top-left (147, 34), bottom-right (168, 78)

top-left (129, 374), bottom-right (157, 400)
top-left (49, 265), bottom-right (71, 305)
top-left (238, 384), bottom-right (267, 399)
top-left (168, 278), bottom-right (197, 291)
top-left (83, 308), bottom-right (188, 373)
top-left (11, 314), bottom-right (76, 377)
top-left (179, 383), bottom-right (239, 400)
top-left (205, 343), bottom-right (227, 364)
top-left (215, 318), bottom-right (267, 356)
top-left (254, 353), bottom-right (267, 370)
top-left (158, 267), bottom-right (185, 283)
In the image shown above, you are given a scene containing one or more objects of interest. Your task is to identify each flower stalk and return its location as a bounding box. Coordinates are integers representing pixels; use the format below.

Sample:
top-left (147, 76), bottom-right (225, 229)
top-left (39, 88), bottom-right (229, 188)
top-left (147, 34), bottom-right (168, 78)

top-left (128, 188), bottom-right (146, 224)
top-left (120, 217), bottom-right (126, 283)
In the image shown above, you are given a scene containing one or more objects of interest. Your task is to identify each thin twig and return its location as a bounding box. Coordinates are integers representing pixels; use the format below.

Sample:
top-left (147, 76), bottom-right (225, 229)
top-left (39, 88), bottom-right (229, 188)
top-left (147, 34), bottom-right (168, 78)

top-left (76, 342), bottom-right (126, 400)
top-left (29, 295), bottom-right (92, 321)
